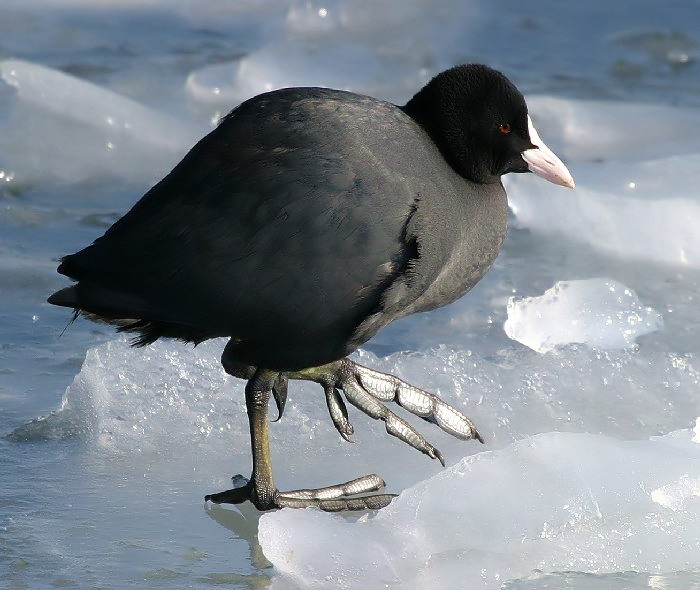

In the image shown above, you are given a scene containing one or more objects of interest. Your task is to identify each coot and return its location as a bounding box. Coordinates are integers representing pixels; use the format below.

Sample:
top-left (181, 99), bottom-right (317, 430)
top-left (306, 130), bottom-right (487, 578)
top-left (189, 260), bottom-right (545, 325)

top-left (49, 64), bottom-right (573, 511)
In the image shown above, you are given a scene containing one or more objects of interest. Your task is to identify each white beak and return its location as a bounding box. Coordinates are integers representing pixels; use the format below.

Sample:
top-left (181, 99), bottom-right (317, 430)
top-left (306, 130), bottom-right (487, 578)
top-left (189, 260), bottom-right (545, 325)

top-left (521, 115), bottom-right (575, 188)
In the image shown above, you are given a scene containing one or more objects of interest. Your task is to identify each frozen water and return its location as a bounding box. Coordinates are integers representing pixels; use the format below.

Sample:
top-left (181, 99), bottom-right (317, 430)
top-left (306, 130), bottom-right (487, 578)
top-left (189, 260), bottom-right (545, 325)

top-left (259, 427), bottom-right (700, 590)
top-left (8, 332), bottom-right (700, 590)
top-left (185, 42), bottom-right (426, 109)
top-left (507, 96), bottom-right (700, 268)
top-left (506, 151), bottom-right (700, 268)
top-left (504, 278), bottom-right (663, 353)
top-left (6, 327), bottom-right (698, 587)
top-left (526, 95), bottom-right (700, 163)
top-left (0, 59), bottom-right (203, 186)
top-left (2, 0), bottom-right (700, 588)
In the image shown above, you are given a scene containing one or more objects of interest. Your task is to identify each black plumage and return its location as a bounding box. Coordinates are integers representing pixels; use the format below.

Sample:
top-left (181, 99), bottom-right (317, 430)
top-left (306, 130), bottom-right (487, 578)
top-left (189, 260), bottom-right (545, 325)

top-left (49, 64), bottom-right (573, 511)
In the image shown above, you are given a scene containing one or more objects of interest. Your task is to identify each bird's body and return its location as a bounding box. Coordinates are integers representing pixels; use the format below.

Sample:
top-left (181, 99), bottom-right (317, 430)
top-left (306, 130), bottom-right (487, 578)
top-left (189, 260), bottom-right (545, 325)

top-left (49, 65), bottom-right (573, 511)
top-left (50, 87), bottom-right (507, 370)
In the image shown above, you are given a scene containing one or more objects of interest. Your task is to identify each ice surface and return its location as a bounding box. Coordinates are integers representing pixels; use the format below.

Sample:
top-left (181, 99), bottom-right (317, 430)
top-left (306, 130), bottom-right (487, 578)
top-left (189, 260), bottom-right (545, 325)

top-left (259, 427), bottom-right (700, 590)
top-left (504, 278), bottom-right (663, 353)
top-left (3, 1), bottom-right (700, 588)
top-left (14, 330), bottom-right (700, 453)
top-left (651, 473), bottom-right (700, 512)
top-left (507, 160), bottom-right (700, 267)
top-left (12, 332), bottom-right (699, 587)
top-left (185, 43), bottom-right (425, 109)
top-left (527, 95), bottom-right (700, 163)
top-left (0, 59), bottom-right (203, 185)
top-left (184, 0), bottom-right (479, 108)
top-left (509, 99), bottom-right (700, 268)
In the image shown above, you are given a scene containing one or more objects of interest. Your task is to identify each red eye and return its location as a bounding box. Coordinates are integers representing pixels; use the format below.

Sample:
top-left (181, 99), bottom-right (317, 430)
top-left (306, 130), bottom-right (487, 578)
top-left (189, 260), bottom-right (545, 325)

top-left (499, 123), bottom-right (511, 134)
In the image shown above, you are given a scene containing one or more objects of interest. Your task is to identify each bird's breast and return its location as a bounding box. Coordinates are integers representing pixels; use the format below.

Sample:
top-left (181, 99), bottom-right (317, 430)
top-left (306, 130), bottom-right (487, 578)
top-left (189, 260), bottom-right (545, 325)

top-left (402, 180), bottom-right (508, 316)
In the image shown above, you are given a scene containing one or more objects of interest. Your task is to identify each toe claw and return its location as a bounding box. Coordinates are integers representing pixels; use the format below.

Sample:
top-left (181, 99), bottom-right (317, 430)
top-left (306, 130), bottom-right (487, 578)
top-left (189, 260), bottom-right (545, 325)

top-left (324, 385), bottom-right (355, 441)
top-left (205, 485), bottom-right (251, 505)
top-left (205, 474), bottom-right (252, 504)
top-left (271, 374), bottom-right (288, 421)
top-left (433, 448), bottom-right (446, 467)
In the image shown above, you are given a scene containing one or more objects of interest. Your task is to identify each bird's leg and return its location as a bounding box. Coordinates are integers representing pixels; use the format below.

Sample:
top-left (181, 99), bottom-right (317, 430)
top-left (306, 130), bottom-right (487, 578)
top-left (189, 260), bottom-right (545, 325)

top-left (205, 368), bottom-right (278, 509)
top-left (205, 366), bottom-right (396, 511)
top-left (220, 346), bottom-right (288, 420)
top-left (288, 358), bottom-right (483, 465)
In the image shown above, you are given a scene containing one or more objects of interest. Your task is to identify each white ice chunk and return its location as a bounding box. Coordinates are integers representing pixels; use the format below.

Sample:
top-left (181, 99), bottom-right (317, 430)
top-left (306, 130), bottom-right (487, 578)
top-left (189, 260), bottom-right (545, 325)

top-left (510, 96), bottom-right (700, 268)
top-left (651, 474), bottom-right (700, 512)
top-left (14, 335), bottom-right (697, 464)
top-left (503, 278), bottom-right (663, 353)
top-left (259, 428), bottom-right (700, 589)
top-left (0, 59), bottom-right (203, 184)
top-left (13, 334), bottom-right (697, 590)
top-left (527, 95), bottom-right (700, 163)
top-left (506, 154), bottom-right (700, 268)
top-left (186, 43), bottom-right (424, 108)
top-left (184, 1), bottom-right (481, 109)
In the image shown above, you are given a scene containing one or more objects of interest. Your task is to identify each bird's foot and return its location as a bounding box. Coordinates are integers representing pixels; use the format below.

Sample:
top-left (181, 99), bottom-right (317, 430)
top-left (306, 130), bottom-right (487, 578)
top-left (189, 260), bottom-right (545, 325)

top-left (205, 473), bottom-right (395, 511)
top-left (289, 359), bottom-right (483, 465)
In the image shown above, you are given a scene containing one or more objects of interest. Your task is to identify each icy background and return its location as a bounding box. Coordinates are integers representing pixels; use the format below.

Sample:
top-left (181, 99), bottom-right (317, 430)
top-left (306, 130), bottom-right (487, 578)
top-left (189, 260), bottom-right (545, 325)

top-left (1, 0), bottom-right (699, 588)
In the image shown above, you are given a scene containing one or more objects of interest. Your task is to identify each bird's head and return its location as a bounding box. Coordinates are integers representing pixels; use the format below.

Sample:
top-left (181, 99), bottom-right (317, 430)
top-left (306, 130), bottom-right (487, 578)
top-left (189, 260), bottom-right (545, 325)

top-left (403, 64), bottom-right (574, 188)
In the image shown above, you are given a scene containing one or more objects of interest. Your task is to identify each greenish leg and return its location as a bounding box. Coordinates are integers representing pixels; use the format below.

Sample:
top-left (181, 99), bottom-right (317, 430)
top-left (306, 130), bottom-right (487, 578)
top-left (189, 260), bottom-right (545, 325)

top-left (205, 365), bottom-right (395, 511)
top-left (205, 368), bottom-right (278, 510)
top-left (206, 351), bottom-right (481, 511)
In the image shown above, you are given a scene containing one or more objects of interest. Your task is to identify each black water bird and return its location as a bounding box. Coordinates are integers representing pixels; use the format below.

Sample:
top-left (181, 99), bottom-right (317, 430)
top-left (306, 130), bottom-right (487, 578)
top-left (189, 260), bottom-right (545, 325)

top-left (49, 64), bottom-right (574, 511)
